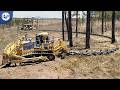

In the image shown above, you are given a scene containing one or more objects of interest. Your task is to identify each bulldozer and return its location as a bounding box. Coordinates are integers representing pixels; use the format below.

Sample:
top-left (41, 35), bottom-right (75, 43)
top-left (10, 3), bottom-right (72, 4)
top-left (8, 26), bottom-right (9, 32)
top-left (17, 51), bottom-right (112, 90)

top-left (18, 24), bottom-right (35, 30)
top-left (2, 32), bottom-right (68, 67)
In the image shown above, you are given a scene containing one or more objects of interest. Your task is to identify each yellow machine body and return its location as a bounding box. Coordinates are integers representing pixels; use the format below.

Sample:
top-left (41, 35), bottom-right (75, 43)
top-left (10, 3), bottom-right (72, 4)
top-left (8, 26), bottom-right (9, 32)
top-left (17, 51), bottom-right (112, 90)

top-left (2, 32), bottom-right (68, 65)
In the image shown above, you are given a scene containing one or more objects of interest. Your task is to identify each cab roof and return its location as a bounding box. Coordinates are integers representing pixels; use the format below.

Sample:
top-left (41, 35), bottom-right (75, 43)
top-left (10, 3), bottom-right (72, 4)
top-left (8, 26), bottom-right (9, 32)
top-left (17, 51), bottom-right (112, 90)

top-left (37, 32), bottom-right (48, 36)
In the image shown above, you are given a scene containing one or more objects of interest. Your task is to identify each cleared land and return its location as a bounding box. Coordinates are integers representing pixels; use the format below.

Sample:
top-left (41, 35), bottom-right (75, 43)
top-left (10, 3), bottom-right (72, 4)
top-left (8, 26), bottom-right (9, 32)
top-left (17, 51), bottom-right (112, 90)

top-left (0, 19), bottom-right (120, 79)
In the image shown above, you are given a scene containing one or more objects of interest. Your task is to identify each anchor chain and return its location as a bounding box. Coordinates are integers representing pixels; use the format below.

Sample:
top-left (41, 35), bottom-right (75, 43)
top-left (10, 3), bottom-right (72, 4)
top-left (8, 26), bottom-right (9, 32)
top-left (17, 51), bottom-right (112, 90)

top-left (67, 47), bottom-right (119, 56)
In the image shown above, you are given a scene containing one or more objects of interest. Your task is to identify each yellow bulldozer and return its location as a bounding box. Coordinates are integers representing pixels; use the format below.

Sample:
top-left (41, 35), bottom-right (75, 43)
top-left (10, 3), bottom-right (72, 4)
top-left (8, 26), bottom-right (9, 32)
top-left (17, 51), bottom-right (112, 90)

top-left (2, 32), bottom-right (68, 67)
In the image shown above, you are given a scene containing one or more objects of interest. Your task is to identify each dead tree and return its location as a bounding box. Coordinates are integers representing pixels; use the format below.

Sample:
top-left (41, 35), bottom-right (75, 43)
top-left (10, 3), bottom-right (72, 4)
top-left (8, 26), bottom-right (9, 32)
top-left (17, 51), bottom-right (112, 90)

top-left (101, 11), bottom-right (104, 34)
top-left (111, 11), bottom-right (116, 43)
top-left (86, 11), bottom-right (91, 49)
top-left (76, 11), bottom-right (78, 37)
top-left (62, 11), bottom-right (65, 41)
top-left (68, 11), bottom-right (73, 47)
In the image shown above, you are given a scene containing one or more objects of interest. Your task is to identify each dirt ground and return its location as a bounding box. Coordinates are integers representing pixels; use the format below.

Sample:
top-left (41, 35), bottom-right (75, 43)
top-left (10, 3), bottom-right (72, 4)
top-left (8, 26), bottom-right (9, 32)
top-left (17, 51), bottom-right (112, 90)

top-left (0, 21), bottom-right (120, 79)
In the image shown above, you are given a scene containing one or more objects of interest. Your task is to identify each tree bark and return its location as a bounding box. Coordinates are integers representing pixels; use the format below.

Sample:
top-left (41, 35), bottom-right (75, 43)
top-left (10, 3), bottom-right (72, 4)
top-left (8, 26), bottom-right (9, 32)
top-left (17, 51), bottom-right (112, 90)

top-left (68, 11), bottom-right (73, 47)
top-left (62, 11), bottom-right (65, 41)
top-left (111, 11), bottom-right (116, 43)
top-left (104, 12), bottom-right (107, 32)
top-left (37, 19), bottom-right (39, 29)
top-left (76, 11), bottom-right (78, 37)
top-left (86, 11), bottom-right (91, 49)
top-left (101, 11), bottom-right (104, 34)
top-left (90, 12), bottom-right (93, 34)
top-left (65, 11), bottom-right (69, 41)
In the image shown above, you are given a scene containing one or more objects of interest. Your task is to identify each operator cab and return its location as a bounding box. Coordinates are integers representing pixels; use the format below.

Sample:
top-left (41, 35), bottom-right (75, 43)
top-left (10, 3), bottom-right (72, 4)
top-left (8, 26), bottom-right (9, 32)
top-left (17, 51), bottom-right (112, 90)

top-left (35, 32), bottom-right (49, 48)
top-left (21, 24), bottom-right (33, 30)
top-left (22, 34), bottom-right (34, 50)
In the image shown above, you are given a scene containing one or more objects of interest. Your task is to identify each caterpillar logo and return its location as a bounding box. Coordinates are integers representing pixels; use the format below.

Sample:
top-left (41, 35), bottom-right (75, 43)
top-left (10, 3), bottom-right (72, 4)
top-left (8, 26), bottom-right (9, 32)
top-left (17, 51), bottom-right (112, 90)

top-left (0, 11), bottom-right (13, 24)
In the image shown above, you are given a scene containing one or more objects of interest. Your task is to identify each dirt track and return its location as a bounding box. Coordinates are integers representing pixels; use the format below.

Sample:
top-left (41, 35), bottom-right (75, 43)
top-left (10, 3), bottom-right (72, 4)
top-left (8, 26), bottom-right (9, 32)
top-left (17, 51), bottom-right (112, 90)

top-left (0, 54), bottom-right (120, 79)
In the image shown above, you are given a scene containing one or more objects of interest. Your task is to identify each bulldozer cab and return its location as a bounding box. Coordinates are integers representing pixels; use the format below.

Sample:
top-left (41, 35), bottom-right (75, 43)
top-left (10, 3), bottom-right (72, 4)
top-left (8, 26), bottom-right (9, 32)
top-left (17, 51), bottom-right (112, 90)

top-left (20, 24), bottom-right (33, 30)
top-left (35, 32), bottom-right (49, 47)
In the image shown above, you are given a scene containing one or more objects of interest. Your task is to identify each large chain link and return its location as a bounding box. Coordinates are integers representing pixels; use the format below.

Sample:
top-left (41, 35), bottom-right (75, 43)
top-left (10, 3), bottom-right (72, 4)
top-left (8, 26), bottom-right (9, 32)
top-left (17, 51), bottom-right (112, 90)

top-left (67, 47), bottom-right (119, 56)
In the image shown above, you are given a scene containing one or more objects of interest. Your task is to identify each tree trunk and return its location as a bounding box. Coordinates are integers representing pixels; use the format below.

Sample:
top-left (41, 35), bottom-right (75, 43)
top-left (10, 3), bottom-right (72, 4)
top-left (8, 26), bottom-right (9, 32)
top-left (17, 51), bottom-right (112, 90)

top-left (90, 12), bottom-right (93, 34)
top-left (37, 19), bottom-right (39, 29)
top-left (62, 11), bottom-right (65, 41)
top-left (76, 11), bottom-right (78, 37)
top-left (86, 11), bottom-right (91, 49)
top-left (91, 21), bottom-right (93, 34)
top-left (65, 11), bottom-right (69, 41)
top-left (98, 11), bottom-right (101, 22)
top-left (101, 11), bottom-right (104, 34)
top-left (68, 11), bottom-right (73, 47)
top-left (111, 11), bottom-right (116, 43)
top-left (104, 12), bottom-right (107, 32)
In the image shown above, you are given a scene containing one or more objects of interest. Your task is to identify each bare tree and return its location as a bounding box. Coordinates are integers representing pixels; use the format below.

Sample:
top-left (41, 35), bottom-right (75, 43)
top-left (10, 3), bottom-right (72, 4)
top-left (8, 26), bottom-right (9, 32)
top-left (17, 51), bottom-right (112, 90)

top-left (86, 11), bottom-right (91, 49)
top-left (37, 19), bottom-right (39, 29)
top-left (76, 11), bottom-right (78, 37)
top-left (101, 11), bottom-right (104, 34)
top-left (104, 11), bottom-right (107, 32)
top-left (111, 11), bottom-right (116, 43)
top-left (62, 11), bottom-right (65, 41)
top-left (65, 11), bottom-right (69, 41)
top-left (90, 11), bottom-right (93, 34)
top-left (90, 17), bottom-right (93, 33)
top-left (68, 11), bottom-right (73, 47)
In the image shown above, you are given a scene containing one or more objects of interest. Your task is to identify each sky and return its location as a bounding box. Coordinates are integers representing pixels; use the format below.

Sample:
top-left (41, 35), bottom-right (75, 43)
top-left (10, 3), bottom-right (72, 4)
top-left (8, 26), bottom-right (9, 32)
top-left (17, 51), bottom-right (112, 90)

top-left (13, 11), bottom-right (62, 18)
top-left (13, 11), bottom-right (85, 18)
